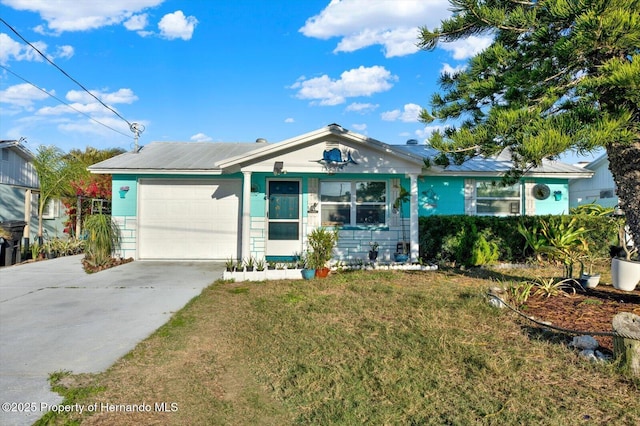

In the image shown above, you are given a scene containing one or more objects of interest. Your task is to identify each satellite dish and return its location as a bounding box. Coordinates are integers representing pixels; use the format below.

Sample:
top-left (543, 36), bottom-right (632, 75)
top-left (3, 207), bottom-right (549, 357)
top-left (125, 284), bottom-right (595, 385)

top-left (532, 184), bottom-right (551, 200)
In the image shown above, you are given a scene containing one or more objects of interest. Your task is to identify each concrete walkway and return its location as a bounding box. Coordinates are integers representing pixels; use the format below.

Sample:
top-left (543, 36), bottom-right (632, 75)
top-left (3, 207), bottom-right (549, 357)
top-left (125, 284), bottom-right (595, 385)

top-left (0, 255), bottom-right (223, 426)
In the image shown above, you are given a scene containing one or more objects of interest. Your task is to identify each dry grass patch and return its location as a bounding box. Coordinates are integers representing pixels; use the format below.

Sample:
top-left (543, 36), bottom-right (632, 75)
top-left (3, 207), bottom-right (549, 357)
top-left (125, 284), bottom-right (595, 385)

top-left (39, 269), bottom-right (640, 425)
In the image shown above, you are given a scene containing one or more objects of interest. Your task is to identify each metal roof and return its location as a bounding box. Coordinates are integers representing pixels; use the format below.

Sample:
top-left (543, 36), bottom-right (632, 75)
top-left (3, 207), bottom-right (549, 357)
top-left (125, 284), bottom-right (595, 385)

top-left (394, 144), bottom-right (593, 177)
top-left (0, 140), bottom-right (35, 161)
top-left (89, 141), bottom-right (267, 172)
top-left (88, 127), bottom-right (592, 179)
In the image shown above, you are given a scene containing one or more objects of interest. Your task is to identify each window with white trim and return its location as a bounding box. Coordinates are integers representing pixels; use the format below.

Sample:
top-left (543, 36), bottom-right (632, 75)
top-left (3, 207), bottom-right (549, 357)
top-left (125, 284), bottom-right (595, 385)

top-left (320, 181), bottom-right (387, 226)
top-left (476, 181), bottom-right (520, 215)
top-left (42, 198), bottom-right (60, 219)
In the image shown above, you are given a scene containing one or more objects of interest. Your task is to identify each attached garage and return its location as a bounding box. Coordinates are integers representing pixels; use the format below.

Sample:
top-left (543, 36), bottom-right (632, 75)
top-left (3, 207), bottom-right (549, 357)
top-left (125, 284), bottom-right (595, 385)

top-left (138, 179), bottom-right (241, 260)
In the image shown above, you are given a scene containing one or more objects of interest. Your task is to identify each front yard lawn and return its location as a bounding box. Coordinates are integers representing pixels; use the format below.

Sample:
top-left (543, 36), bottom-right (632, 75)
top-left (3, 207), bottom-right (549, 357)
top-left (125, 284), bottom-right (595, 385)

top-left (40, 268), bottom-right (640, 425)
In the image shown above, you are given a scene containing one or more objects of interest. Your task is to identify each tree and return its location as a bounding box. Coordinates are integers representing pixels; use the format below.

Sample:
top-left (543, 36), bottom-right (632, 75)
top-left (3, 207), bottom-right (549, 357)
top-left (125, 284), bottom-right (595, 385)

top-left (62, 147), bottom-right (125, 236)
top-left (32, 145), bottom-right (84, 243)
top-left (418, 0), bottom-right (640, 247)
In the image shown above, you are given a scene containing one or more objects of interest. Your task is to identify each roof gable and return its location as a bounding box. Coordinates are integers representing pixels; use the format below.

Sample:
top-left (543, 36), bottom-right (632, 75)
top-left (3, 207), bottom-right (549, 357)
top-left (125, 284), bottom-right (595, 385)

top-left (217, 124), bottom-right (425, 174)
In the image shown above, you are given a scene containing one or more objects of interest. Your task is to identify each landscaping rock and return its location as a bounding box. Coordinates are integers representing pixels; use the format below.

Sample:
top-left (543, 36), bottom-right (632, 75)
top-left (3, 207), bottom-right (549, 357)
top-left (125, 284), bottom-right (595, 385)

top-left (571, 335), bottom-right (599, 350)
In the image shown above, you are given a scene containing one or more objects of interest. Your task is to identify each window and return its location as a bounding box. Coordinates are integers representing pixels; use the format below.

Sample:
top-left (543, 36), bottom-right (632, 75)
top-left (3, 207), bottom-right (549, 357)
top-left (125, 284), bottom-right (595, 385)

top-left (600, 189), bottom-right (615, 199)
top-left (476, 181), bottom-right (520, 215)
top-left (320, 181), bottom-right (386, 226)
top-left (42, 199), bottom-right (60, 219)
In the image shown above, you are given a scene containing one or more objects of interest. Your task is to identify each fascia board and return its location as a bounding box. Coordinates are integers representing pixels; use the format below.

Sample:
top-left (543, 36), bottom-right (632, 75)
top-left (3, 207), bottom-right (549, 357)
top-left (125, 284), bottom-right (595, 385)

top-left (89, 168), bottom-right (224, 175)
top-left (420, 169), bottom-right (594, 179)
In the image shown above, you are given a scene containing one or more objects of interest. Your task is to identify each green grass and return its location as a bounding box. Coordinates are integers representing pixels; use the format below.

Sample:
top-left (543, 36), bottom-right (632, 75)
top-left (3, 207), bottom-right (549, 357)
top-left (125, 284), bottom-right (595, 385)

top-left (42, 269), bottom-right (640, 425)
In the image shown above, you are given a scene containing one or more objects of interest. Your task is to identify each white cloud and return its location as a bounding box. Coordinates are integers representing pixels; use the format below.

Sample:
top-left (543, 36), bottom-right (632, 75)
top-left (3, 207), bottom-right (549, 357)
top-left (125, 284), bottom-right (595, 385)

top-left (57, 115), bottom-right (132, 137)
top-left (0, 83), bottom-right (52, 108)
top-left (0, 34), bottom-right (45, 63)
top-left (440, 63), bottom-right (466, 75)
top-left (65, 88), bottom-right (138, 105)
top-left (290, 65), bottom-right (397, 106)
top-left (38, 102), bottom-right (107, 116)
top-left (441, 35), bottom-right (493, 60)
top-left (351, 123), bottom-right (367, 132)
top-left (345, 102), bottom-right (378, 113)
top-left (158, 10), bottom-right (198, 40)
top-left (1, 0), bottom-right (163, 33)
top-left (190, 132), bottom-right (212, 142)
top-left (300, 0), bottom-right (450, 58)
top-left (0, 34), bottom-right (23, 64)
top-left (0, 33), bottom-right (75, 64)
top-left (124, 13), bottom-right (148, 31)
top-left (55, 45), bottom-right (74, 59)
top-left (416, 124), bottom-right (451, 139)
top-left (284, 117), bottom-right (295, 123)
top-left (33, 88), bottom-right (136, 121)
top-left (381, 103), bottom-right (422, 122)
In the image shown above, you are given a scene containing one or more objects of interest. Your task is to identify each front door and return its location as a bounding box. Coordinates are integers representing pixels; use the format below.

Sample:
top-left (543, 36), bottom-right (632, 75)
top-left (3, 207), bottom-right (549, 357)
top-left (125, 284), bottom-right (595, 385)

top-left (266, 180), bottom-right (301, 257)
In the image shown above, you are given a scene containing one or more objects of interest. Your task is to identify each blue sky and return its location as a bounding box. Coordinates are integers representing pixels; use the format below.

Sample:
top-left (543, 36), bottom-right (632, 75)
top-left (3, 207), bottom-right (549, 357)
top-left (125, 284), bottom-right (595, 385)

top-left (0, 0), bottom-right (600, 163)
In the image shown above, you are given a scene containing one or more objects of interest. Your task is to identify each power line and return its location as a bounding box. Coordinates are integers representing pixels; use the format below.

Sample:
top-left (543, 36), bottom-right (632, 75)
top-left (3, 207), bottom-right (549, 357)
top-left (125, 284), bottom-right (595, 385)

top-left (0, 64), bottom-right (134, 139)
top-left (0, 17), bottom-right (133, 128)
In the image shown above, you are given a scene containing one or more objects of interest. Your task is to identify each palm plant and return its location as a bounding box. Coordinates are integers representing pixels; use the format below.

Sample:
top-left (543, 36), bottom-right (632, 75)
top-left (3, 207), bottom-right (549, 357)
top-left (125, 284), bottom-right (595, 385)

top-left (32, 145), bottom-right (84, 244)
top-left (537, 218), bottom-right (588, 278)
top-left (83, 213), bottom-right (120, 267)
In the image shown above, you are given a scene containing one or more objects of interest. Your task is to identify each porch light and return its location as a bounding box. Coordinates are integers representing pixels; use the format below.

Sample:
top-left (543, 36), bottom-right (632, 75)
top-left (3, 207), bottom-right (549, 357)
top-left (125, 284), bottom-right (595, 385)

top-left (273, 161), bottom-right (284, 175)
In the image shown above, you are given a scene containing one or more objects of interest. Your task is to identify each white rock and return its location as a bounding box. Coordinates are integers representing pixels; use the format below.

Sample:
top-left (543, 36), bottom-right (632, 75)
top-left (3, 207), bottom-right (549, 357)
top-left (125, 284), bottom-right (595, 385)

top-left (489, 297), bottom-right (506, 309)
top-left (571, 335), bottom-right (599, 350)
top-left (579, 349), bottom-right (598, 362)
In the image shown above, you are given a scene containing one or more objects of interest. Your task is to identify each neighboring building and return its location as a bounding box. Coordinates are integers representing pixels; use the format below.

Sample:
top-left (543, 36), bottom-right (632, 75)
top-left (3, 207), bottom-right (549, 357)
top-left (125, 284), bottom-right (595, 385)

top-left (569, 154), bottom-right (618, 209)
top-left (0, 140), bottom-right (66, 244)
top-left (89, 124), bottom-right (593, 263)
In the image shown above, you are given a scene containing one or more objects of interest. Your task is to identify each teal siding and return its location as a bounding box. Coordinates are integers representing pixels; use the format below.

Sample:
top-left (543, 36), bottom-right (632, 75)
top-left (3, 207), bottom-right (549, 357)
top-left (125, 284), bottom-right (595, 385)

top-left (533, 178), bottom-right (570, 215)
top-left (111, 176), bottom-right (138, 216)
top-left (250, 173), bottom-right (267, 217)
top-left (417, 176), bottom-right (465, 216)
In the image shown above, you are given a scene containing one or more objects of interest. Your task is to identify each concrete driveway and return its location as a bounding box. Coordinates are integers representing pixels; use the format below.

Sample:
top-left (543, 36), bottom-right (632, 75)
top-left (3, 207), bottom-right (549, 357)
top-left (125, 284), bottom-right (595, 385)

top-left (0, 255), bottom-right (223, 426)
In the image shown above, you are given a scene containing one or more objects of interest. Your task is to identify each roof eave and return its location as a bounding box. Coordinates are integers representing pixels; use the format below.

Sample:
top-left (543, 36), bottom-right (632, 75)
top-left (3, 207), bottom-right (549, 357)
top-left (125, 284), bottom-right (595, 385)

top-left (89, 168), bottom-right (224, 175)
top-left (420, 169), bottom-right (594, 179)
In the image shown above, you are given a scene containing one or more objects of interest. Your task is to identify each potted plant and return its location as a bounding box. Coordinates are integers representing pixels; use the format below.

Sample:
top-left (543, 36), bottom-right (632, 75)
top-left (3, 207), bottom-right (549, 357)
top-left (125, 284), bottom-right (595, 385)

top-left (577, 241), bottom-right (603, 289)
top-left (300, 251), bottom-right (316, 280)
top-left (307, 227), bottom-right (339, 278)
top-left (392, 185), bottom-right (410, 262)
top-left (579, 255), bottom-right (601, 289)
top-left (244, 256), bottom-right (255, 271)
top-left (611, 222), bottom-right (640, 291)
top-left (368, 241), bottom-right (379, 261)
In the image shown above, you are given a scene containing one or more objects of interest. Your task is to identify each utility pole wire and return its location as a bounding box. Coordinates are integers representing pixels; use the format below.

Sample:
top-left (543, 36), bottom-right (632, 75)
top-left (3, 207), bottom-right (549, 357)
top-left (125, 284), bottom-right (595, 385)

top-left (0, 17), bottom-right (133, 128)
top-left (0, 64), bottom-right (134, 139)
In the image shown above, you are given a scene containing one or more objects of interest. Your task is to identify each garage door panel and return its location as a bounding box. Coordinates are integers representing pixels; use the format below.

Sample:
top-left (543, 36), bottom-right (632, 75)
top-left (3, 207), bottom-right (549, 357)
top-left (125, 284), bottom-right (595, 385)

top-left (138, 180), bottom-right (241, 260)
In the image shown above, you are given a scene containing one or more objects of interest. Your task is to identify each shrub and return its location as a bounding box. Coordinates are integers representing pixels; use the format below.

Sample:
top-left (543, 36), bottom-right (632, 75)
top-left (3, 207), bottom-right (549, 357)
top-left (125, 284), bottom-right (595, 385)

top-left (83, 214), bottom-right (120, 267)
top-left (419, 214), bottom-right (619, 265)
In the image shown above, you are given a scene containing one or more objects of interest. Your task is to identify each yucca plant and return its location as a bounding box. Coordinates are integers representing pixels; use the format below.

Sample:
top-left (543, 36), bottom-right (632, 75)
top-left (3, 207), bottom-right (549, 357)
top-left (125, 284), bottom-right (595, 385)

top-left (532, 277), bottom-right (577, 298)
top-left (83, 214), bottom-right (120, 266)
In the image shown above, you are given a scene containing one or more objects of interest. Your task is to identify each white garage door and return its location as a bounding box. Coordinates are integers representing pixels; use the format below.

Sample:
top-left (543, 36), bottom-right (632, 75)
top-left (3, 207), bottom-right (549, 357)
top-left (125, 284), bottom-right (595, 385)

top-left (138, 179), bottom-right (241, 260)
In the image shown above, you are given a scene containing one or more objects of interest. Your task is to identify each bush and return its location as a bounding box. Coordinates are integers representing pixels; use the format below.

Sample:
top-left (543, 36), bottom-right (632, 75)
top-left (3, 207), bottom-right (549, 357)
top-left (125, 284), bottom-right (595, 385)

top-left (419, 214), bottom-right (619, 264)
top-left (83, 214), bottom-right (120, 267)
